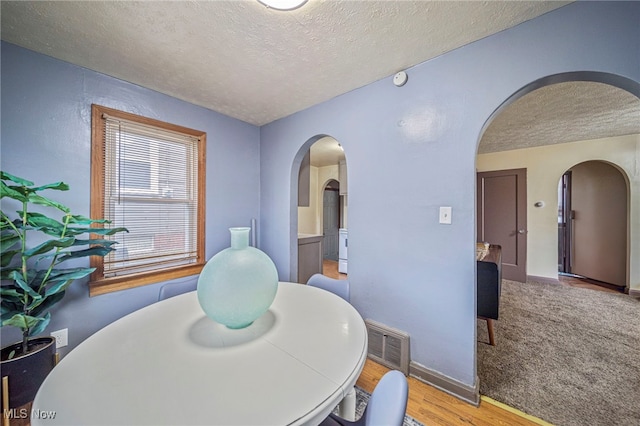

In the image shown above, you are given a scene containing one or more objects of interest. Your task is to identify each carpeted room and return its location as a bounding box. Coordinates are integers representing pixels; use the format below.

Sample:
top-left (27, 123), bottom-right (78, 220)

top-left (477, 279), bottom-right (640, 426)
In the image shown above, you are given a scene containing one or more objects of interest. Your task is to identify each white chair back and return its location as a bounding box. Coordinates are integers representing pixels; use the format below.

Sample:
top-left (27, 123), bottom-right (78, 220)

top-left (306, 273), bottom-right (350, 302)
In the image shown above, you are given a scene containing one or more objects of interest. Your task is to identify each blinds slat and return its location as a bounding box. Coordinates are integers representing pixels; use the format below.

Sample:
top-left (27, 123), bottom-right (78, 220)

top-left (103, 113), bottom-right (200, 143)
top-left (101, 113), bottom-right (200, 276)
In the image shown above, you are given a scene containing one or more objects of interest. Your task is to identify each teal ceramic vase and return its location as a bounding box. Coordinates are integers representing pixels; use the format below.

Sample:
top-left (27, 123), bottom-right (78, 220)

top-left (197, 227), bottom-right (278, 329)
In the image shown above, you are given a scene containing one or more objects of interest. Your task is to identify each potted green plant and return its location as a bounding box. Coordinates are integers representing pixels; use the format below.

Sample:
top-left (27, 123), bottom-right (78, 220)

top-left (0, 171), bottom-right (127, 410)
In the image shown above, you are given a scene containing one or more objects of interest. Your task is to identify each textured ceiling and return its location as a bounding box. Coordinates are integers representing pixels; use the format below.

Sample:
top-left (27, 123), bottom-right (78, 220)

top-left (479, 82), bottom-right (640, 154)
top-left (1, 0), bottom-right (568, 126)
top-left (2, 1), bottom-right (637, 160)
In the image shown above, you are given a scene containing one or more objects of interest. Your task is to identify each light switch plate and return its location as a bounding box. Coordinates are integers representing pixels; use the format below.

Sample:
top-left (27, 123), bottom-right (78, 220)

top-left (439, 206), bottom-right (452, 224)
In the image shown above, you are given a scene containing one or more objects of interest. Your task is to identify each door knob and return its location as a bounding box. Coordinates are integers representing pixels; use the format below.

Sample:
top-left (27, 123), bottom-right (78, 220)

top-left (518, 229), bottom-right (526, 234)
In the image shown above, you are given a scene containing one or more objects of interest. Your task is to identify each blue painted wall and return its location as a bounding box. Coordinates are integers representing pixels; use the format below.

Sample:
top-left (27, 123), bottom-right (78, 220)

top-left (259, 1), bottom-right (640, 387)
top-left (1, 42), bottom-right (261, 356)
top-left (1, 1), bottom-right (638, 394)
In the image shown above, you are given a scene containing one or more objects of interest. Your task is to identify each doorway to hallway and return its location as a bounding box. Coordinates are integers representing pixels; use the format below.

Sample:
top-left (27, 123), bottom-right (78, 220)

top-left (322, 180), bottom-right (340, 261)
top-left (557, 161), bottom-right (627, 290)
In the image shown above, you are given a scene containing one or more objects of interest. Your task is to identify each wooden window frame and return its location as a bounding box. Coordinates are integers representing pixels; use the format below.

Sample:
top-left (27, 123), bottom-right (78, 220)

top-left (90, 104), bottom-right (206, 296)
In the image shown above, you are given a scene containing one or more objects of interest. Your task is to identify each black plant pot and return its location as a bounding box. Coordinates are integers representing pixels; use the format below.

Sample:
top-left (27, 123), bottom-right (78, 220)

top-left (1, 337), bottom-right (56, 408)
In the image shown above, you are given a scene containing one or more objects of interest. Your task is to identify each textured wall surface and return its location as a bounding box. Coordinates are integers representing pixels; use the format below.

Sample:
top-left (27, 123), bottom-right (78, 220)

top-left (0, 43), bottom-right (261, 355)
top-left (477, 134), bottom-right (639, 289)
top-left (259, 1), bottom-right (640, 387)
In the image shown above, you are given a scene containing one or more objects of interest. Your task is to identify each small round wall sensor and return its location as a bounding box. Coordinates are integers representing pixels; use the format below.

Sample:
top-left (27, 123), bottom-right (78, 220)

top-left (393, 71), bottom-right (408, 87)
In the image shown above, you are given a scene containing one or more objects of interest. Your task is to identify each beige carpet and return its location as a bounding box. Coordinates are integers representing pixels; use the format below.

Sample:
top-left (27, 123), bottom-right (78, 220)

top-left (477, 279), bottom-right (640, 426)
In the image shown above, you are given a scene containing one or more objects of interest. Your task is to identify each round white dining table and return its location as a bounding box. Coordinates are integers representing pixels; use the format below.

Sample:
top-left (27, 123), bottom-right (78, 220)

top-left (31, 282), bottom-right (367, 426)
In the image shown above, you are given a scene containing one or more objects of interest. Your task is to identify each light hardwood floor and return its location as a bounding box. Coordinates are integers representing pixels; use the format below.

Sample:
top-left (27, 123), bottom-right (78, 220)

top-left (359, 359), bottom-right (543, 426)
top-left (322, 259), bottom-right (347, 280)
top-left (323, 260), bottom-right (543, 425)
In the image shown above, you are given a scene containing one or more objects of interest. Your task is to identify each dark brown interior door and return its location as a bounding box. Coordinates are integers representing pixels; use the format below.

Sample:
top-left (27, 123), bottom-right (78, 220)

top-left (477, 168), bottom-right (527, 282)
top-left (569, 161), bottom-right (626, 287)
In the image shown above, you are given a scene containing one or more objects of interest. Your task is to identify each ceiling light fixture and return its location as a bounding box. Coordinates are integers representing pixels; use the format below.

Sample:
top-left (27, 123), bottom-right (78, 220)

top-left (258, 0), bottom-right (308, 11)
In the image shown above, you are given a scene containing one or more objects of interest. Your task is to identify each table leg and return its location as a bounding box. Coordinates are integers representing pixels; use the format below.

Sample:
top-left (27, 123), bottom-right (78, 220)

top-left (337, 387), bottom-right (356, 421)
top-left (486, 318), bottom-right (495, 346)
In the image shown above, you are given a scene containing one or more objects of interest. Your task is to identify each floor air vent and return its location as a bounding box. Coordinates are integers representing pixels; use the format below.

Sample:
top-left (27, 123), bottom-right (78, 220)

top-left (365, 319), bottom-right (410, 375)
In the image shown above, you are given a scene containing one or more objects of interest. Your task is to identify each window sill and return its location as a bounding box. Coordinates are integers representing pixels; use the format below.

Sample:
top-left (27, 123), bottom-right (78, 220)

top-left (89, 263), bottom-right (205, 296)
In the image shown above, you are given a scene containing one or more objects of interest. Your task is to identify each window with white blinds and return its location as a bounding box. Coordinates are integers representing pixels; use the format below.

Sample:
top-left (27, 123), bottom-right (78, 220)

top-left (90, 105), bottom-right (206, 295)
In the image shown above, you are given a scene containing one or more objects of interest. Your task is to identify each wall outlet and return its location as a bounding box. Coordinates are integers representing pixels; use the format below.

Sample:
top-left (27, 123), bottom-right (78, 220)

top-left (51, 328), bottom-right (68, 349)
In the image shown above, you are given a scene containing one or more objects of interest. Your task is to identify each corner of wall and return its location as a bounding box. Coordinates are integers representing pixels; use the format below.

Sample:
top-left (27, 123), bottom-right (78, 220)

top-left (409, 361), bottom-right (480, 406)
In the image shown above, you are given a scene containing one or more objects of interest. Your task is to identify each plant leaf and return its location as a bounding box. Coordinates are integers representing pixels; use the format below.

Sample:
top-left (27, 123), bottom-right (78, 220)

top-left (72, 238), bottom-right (119, 248)
top-left (1, 218), bottom-right (23, 231)
top-left (29, 194), bottom-right (71, 213)
top-left (27, 280), bottom-right (72, 310)
top-left (25, 212), bottom-right (65, 229)
top-left (64, 226), bottom-right (128, 236)
top-left (86, 227), bottom-right (129, 236)
top-left (38, 227), bottom-right (68, 238)
top-left (32, 181), bottom-right (69, 192)
top-left (23, 237), bottom-right (76, 257)
top-left (26, 293), bottom-right (48, 311)
top-left (0, 181), bottom-right (29, 202)
top-left (0, 232), bottom-right (20, 251)
top-left (0, 171), bottom-right (34, 186)
top-left (43, 279), bottom-right (76, 298)
top-left (68, 215), bottom-right (110, 225)
top-left (0, 267), bottom-right (20, 281)
top-left (1, 249), bottom-right (20, 267)
top-left (23, 213), bottom-right (65, 237)
top-left (57, 246), bottom-right (114, 261)
top-left (30, 292), bottom-right (65, 318)
top-left (0, 288), bottom-right (22, 298)
top-left (47, 267), bottom-right (96, 278)
top-left (106, 226), bottom-right (129, 235)
top-left (1, 311), bottom-right (17, 324)
top-left (1, 299), bottom-right (21, 320)
top-left (2, 313), bottom-right (40, 331)
top-left (45, 268), bottom-right (95, 290)
top-left (9, 270), bottom-right (42, 300)
top-left (28, 312), bottom-right (51, 336)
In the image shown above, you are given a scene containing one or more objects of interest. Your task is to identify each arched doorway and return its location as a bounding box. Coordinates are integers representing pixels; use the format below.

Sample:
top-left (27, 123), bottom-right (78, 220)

top-left (475, 71), bottom-right (638, 421)
top-left (477, 73), bottom-right (639, 288)
top-left (558, 160), bottom-right (628, 289)
top-left (295, 136), bottom-right (347, 283)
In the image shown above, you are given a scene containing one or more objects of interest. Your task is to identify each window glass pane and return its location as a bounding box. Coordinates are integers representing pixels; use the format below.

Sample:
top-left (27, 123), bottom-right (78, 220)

top-left (92, 105), bottom-right (205, 292)
top-left (122, 159), bottom-right (151, 190)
